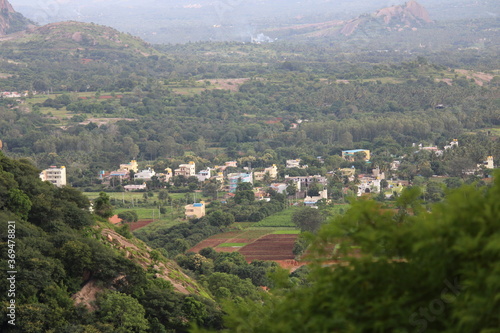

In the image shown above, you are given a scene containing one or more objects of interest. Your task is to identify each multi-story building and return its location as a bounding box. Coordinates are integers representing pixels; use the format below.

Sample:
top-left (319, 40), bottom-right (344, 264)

top-left (284, 175), bottom-right (327, 189)
top-left (483, 156), bottom-right (495, 169)
top-left (175, 161), bottom-right (196, 177)
top-left (40, 166), bottom-right (67, 187)
top-left (228, 172), bottom-right (253, 192)
top-left (286, 159), bottom-right (304, 168)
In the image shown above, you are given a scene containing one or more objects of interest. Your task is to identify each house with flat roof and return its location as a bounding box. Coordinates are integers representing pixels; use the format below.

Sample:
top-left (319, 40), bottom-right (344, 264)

top-left (286, 159), bottom-right (303, 168)
top-left (228, 172), bottom-right (253, 192)
top-left (134, 168), bottom-right (155, 181)
top-left (40, 166), bottom-right (66, 187)
top-left (196, 168), bottom-right (212, 182)
top-left (304, 189), bottom-right (328, 207)
top-left (119, 160), bottom-right (138, 173)
top-left (254, 164), bottom-right (278, 182)
top-left (124, 184), bottom-right (147, 191)
top-left (185, 202), bottom-right (206, 219)
top-left (284, 175), bottom-right (327, 188)
top-left (175, 161), bottom-right (196, 177)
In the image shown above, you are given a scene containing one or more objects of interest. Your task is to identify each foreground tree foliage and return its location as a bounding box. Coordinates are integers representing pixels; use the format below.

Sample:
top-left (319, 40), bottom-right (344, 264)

top-left (195, 175), bottom-right (500, 332)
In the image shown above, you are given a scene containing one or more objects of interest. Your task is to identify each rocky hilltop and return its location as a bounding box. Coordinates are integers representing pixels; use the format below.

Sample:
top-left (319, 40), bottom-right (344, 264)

top-left (266, 0), bottom-right (433, 40)
top-left (0, 20), bottom-right (160, 58)
top-left (0, 0), bottom-right (33, 35)
top-left (373, 0), bottom-right (432, 27)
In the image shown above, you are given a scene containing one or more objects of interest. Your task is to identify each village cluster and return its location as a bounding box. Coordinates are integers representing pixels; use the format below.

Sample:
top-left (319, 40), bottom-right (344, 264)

top-left (39, 139), bottom-right (496, 220)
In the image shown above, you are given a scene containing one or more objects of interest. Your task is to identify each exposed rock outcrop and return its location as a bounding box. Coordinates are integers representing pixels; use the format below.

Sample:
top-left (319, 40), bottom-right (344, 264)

top-left (265, 1), bottom-right (433, 39)
top-left (374, 0), bottom-right (432, 27)
top-left (0, 0), bottom-right (33, 35)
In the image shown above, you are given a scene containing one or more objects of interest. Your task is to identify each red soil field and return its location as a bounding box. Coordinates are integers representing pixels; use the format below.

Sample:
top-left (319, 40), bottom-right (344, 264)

top-left (239, 234), bottom-right (298, 261)
top-left (215, 247), bottom-right (241, 253)
top-left (126, 219), bottom-right (154, 231)
top-left (188, 229), bottom-right (271, 253)
top-left (188, 239), bottom-right (228, 253)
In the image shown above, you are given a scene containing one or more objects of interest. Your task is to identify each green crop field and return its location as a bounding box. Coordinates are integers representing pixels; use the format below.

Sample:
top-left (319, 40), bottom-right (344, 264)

top-left (272, 230), bottom-right (301, 235)
top-left (253, 207), bottom-right (300, 227)
top-left (217, 243), bottom-right (248, 247)
top-left (114, 207), bottom-right (165, 221)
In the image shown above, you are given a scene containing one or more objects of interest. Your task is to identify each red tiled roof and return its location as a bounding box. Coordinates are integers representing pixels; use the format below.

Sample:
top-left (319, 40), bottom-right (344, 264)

top-left (108, 215), bottom-right (123, 225)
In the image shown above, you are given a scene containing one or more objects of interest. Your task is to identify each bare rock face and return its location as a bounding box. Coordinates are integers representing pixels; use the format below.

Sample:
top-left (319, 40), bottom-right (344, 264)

top-left (405, 0), bottom-right (432, 23)
top-left (374, 1), bottom-right (432, 27)
top-left (0, 0), bottom-right (15, 14)
top-left (338, 0), bottom-right (432, 36)
top-left (0, 0), bottom-right (32, 35)
top-left (265, 0), bottom-right (433, 39)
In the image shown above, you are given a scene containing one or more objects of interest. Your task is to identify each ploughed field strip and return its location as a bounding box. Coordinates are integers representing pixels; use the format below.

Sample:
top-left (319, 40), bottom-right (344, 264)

top-left (239, 234), bottom-right (298, 261)
top-left (127, 219), bottom-right (153, 231)
top-left (188, 229), bottom-right (271, 253)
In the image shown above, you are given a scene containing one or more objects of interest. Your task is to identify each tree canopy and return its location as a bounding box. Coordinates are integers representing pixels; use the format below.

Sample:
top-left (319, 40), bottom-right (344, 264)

top-left (196, 174), bottom-right (500, 332)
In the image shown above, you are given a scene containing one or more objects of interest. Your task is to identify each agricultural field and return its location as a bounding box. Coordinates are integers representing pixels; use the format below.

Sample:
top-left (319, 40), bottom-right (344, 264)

top-left (252, 206), bottom-right (300, 227)
top-left (126, 219), bottom-right (154, 231)
top-left (239, 234), bottom-right (297, 261)
top-left (188, 226), bottom-right (299, 262)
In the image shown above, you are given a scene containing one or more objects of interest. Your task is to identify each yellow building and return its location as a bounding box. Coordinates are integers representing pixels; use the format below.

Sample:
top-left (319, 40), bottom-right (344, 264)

top-left (254, 164), bottom-right (278, 181)
top-left (185, 202), bottom-right (206, 219)
top-left (120, 160), bottom-right (138, 173)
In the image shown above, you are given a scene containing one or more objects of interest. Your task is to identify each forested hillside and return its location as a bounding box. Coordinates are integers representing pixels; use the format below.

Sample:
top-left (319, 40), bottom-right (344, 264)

top-left (0, 153), bottom-right (226, 332)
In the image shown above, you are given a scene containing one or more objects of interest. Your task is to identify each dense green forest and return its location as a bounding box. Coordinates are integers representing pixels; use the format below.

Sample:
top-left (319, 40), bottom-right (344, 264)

top-left (0, 35), bottom-right (499, 186)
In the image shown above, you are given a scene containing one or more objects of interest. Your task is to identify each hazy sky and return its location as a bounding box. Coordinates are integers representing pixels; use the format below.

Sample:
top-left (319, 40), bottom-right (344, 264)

top-left (7, 0), bottom-right (497, 43)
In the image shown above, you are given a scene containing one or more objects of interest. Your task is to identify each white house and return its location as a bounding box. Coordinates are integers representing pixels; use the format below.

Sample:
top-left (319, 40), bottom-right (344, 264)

top-left (357, 179), bottom-right (381, 196)
top-left (175, 161), bottom-right (196, 177)
top-left (40, 166), bottom-right (67, 187)
top-left (134, 168), bottom-right (156, 181)
top-left (196, 168), bottom-right (212, 182)
top-left (270, 183), bottom-right (288, 194)
top-left (304, 189), bottom-right (328, 207)
top-left (124, 184), bottom-right (147, 191)
top-left (286, 159), bottom-right (302, 168)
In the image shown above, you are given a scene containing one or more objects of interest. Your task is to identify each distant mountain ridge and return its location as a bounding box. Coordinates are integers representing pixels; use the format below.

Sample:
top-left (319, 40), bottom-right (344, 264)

top-left (265, 0), bottom-right (433, 40)
top-left (0, 0), bottom-right (32, 35)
